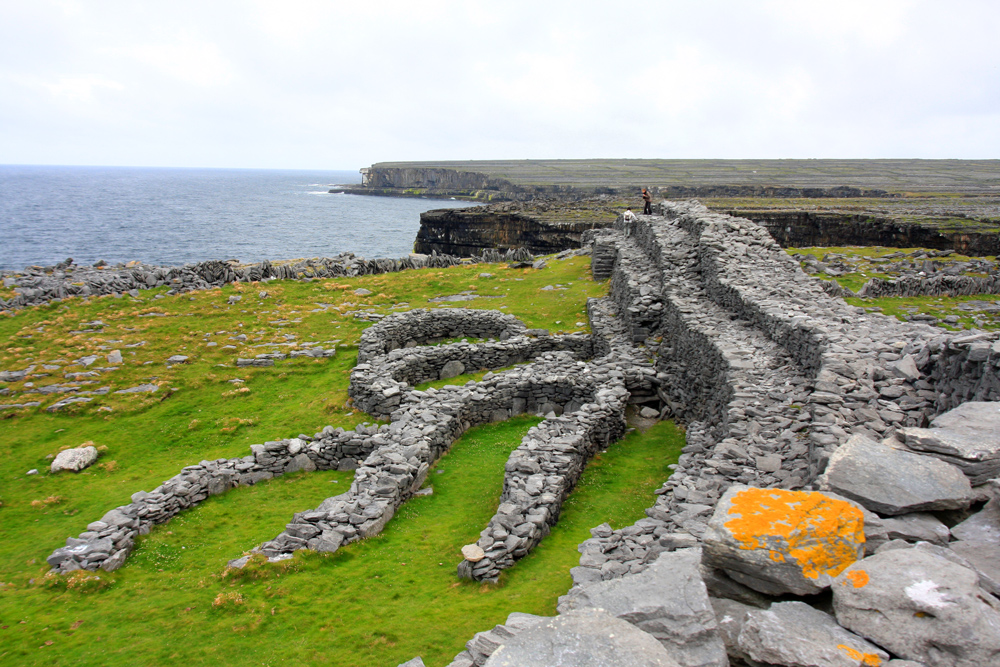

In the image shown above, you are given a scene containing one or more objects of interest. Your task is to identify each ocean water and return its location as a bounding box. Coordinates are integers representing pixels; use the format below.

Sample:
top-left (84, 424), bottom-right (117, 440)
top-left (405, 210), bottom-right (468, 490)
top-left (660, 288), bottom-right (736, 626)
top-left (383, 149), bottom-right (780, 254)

top-left (0, 165), bottom-right (473, 271)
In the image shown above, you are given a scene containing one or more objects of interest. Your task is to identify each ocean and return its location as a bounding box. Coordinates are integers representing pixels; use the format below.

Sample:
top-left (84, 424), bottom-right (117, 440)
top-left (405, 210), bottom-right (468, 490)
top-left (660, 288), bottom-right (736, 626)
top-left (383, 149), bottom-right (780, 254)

top-left (0, 165), bottom-right (473, 271)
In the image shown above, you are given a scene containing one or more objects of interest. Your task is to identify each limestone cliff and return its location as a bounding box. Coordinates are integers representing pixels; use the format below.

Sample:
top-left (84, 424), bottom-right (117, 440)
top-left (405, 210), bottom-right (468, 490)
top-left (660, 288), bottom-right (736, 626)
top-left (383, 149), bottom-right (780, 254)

top-left (413, 207), bottom-right (611, 257)
top-left (737, 210), bottom-right (1000, 256)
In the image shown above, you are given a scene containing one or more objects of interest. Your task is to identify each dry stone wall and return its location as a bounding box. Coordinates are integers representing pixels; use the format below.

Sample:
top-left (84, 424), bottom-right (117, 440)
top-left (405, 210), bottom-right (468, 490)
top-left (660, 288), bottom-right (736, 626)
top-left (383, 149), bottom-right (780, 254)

top-left (444, 202), bottom-right (1000, 667)
top-left (0, 249), bottom-right (532, 313)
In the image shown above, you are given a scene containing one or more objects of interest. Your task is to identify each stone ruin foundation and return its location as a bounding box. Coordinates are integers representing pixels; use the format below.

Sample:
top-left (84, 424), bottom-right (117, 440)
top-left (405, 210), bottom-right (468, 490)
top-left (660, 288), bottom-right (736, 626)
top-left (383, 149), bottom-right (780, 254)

top-left (44, 201), bottom-right (1000, 667)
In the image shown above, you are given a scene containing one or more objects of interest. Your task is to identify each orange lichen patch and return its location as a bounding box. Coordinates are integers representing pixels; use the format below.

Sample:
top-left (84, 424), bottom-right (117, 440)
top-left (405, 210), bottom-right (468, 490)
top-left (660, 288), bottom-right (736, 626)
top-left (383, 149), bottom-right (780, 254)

top-left (724, 488), bottom-right (865, 580)
top-left (837, 644), bottom-right (882, 665)
top-left (845, 569), bottom-right (870, 588)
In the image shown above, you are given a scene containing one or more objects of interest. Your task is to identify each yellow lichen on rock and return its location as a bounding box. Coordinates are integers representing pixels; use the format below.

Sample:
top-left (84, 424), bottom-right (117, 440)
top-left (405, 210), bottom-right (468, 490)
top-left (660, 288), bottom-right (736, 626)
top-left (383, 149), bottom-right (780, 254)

top-left (724, 487), bottom-right (865, 580)
top-left (837, 644), bottom-right (883, 665)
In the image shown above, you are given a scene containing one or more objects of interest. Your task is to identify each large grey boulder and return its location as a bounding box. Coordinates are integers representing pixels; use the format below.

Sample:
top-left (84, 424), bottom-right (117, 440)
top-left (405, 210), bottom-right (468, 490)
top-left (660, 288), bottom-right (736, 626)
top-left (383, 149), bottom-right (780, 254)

top-left (702, 485), bottom-right (865, 596)
top-left (832, 547), bottom-right (1000, 667)
top-left (819, 434), bottom-right (972, 515)
top-left (738, 601), bottom-right (889, 667)
top-left (558, 548), bottom-right (727, 667)
top-left (50, 445), bottom-right (99, 473)
top-left (482, 609), bottom-right (680, 667)
top-left (899, 401), bottom-right (1000, 485)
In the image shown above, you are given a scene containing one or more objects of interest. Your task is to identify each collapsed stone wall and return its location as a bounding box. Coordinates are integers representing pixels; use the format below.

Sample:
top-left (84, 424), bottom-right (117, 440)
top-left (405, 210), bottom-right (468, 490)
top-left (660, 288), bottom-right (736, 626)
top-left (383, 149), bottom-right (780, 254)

top-left (0, 249), bottom-right (533, 313)
top-left (856, 273), bottom-right (1000, 298)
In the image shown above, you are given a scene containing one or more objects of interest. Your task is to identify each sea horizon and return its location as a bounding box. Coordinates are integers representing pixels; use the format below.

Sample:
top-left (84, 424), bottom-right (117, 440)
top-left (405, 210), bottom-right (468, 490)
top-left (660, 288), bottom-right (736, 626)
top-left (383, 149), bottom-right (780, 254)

top-left (0, 164), bottom-right (472, 271)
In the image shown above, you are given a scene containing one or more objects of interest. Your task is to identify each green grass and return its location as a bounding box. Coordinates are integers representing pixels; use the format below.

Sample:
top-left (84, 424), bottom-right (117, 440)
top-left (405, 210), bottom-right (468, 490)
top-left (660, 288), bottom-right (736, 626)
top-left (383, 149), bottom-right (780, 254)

top-left (0, 417), bottom-right (683, 667)
top-left (0, 255), bottom-right (686, 665)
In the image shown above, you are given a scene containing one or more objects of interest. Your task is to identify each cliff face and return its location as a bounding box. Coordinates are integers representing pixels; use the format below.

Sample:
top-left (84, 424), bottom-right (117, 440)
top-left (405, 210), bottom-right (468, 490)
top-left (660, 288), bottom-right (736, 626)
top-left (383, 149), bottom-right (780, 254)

top-left (357, 165), bottom-right (889, 202)
top-left (740, 210), bottom-right (1000, 256)
top-left (414, 208), bottom-right (609, 257)
top-left (362, 167), bottom-right (515, 192)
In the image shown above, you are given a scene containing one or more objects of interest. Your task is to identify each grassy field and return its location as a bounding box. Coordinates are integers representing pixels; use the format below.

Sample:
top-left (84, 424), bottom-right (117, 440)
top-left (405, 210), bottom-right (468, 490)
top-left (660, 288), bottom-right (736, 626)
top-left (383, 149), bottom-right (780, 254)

top-left (0, 255), bottom-right (687, 666)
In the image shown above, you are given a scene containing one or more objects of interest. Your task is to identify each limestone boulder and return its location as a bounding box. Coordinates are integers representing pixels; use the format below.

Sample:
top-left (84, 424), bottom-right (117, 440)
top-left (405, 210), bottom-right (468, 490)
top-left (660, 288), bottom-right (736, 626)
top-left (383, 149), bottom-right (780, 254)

top-left (832, 547), bottom-right (1000, 667)
top-left (482, 609), bottom-right (680, 667)
top-left (558, 548), bottom-right (727, 667)
top-left (702, 485), bottom-right (865, 596)
top-left (819, 434), bottom-right (972, 515)
top-left (900, 401), bottom-right (1000, 485)
top-left (738, 601), bottom-right (889, 667)
top-left (50, 445), bottom-right (99, 473)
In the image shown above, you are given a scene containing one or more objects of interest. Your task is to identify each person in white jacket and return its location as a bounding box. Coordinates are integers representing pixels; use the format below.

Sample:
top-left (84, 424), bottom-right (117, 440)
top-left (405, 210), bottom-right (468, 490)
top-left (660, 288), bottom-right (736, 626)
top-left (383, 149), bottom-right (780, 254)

top-left (623, 208), bottom-right (637, 236)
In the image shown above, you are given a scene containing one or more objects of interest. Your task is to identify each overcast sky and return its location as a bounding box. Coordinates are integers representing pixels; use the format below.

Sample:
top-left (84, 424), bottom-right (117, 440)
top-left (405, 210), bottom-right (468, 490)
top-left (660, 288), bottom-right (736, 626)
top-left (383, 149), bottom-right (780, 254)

top-left (1, 0), bottom-right (998, 170)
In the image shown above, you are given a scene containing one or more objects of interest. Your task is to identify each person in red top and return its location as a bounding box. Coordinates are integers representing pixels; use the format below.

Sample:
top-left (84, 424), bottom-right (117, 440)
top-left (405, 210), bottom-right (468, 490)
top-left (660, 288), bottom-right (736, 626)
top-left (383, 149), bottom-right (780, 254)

top-left (642, 188), bottom-right (652, 215)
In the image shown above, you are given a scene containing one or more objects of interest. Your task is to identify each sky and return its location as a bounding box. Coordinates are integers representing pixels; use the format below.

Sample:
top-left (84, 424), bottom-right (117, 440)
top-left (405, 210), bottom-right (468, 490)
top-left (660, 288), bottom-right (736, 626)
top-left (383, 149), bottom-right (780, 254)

top-left (1, 0), bottom-right (998, 170)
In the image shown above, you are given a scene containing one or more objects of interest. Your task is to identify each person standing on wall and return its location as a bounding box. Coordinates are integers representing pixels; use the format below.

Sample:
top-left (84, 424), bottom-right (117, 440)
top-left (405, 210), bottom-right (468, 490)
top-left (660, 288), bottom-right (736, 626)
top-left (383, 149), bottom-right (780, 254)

top-left (642, 187), bottom-right (653, 215)
top-left (623, 207), bottom-right (637, 236)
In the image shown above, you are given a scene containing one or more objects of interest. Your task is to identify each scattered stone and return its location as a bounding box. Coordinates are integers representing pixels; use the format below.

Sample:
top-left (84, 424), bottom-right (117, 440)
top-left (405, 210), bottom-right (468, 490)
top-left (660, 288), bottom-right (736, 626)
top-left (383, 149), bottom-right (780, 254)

top-left (115, 384), bottom-right (159, 394)
top-left (354, 288), bottom-right (372, 296)
top-left (397, 659), bottom-right (425, 667)
top-left (639, 406), bottom-right (659, 419)
top-left (739, 601), bottom-right (889, 667)
top-left (833, 547), bottom-right (1000, 667)
top-left (51, 445), bottom-right (99, 473)
top-left (702, 486), bottom-right (865, 596)
top-left (107, 350), bottom-right (123, 365)
top-left (820, 434), bottom-right (973, 515)
top-left (27, 469), bottom-right (38, 475)
top-left (482, 609), bottom-right (680, 667)
top-left (166, 355), bottom-right (189, 365)
top-left (46, 396), bottom-right (93, 412)
top-left (227, 295), bottom-right (241, 304)
top-left (236, 358), bottom-right (274, 367)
